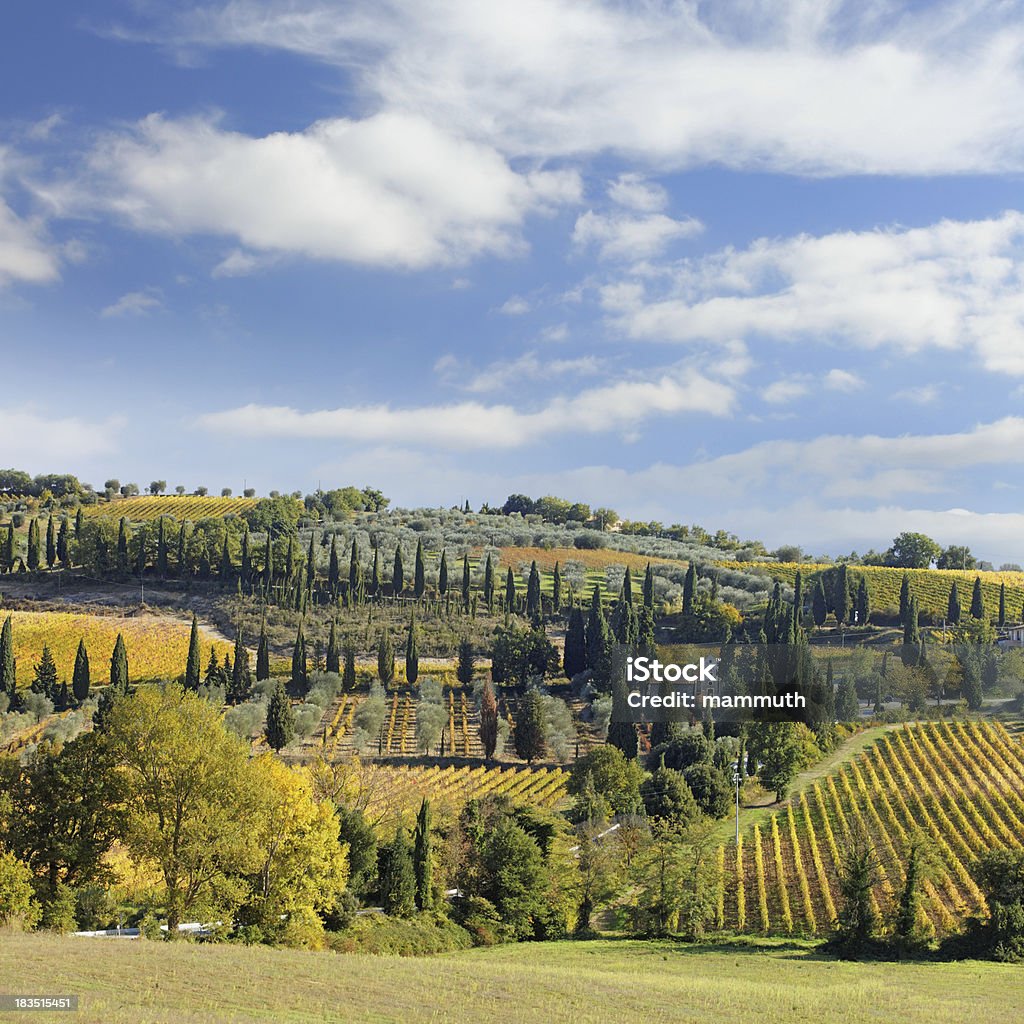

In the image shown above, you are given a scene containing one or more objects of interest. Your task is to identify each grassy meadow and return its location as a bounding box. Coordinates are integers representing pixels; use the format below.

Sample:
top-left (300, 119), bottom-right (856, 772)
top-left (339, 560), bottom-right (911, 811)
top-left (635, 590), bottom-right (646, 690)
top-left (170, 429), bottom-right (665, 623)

top-left (0, 934), bottom-right (1019, 1024)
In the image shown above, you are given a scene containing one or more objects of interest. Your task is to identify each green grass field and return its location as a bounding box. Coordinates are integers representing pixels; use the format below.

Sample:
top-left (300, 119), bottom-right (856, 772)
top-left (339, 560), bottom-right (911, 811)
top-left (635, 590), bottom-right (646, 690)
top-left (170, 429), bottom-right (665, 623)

top-left (0, 933), bottom-right (1019, 1024)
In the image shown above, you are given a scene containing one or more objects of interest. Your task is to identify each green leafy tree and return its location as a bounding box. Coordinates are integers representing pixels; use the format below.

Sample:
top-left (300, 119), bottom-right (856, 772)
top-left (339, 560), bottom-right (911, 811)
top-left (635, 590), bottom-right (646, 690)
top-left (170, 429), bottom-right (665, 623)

top-left (478, 818), bottom-right (548, 940)
top-left (830, 827), bottom-right (881, 957)
top-left (230, 629), bottom-right (251, 704)
top-left (972, 848), bottom-right (1024, 961)
top-left (749, 722), bottom-right (800, 801)
top-left (836, 672), bottom-right (860, 721)
top-left (641, 763), bottom-right (698, 826)
top-left (887, 532), bottom-right (940, 569)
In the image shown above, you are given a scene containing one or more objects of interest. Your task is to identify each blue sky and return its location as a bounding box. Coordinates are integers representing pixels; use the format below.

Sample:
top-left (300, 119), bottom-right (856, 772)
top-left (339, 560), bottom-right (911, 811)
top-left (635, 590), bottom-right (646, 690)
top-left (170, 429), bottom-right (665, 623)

top-left (2, 1), bottom-right (1024, 561)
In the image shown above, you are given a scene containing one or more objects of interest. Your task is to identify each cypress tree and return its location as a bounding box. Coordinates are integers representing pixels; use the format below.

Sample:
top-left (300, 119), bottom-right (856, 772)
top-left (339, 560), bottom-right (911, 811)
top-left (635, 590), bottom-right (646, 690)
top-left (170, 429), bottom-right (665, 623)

top-left (855, 576), bottom-right (870, 626)
top-left (998, 582), bottom-right (1007, 627)
top-left (222, 650), bottom-right (233, 683)
top-left (392, 546), bottom-right (404, 596)
top-left (371, 546), bottom-right (381, 595)
top-left (326, 620), bottom-right (340, 674)
top-left (902, 596), bottom-right (921, 666)
top-left (348, 537), bottom-right (362, 601)
top-left (898, 572), bottom-right (911, 626)
top-left (505, 567), bottom-right (516, 611)
top-left (284, 534), bottom-right (296, 583)
top-left (240, 525), bottom-right (251, 588)
top-left (177, 521), bottom-right (187, 577)
top-left (811, 578), bottom-right (827, 627)
top-left (564, 606), bottom-right (587, 678)
top-left (947, 582), bottom-right (961, 625)
top-left (328, 535), bottom-right (340, 596)
top-left (184, 614), bottom-right (202, 690)
top-left (514, 686), bottom-right (546, 763)
top-left (1, 523), bottom-right (13, 574)
top-left (834, 564), bottom-right (850, 625)
top-left (682, 562), bottom-right (696, 614)
top-left (343, 643), bottom-right (356, 691)
top-left (0, 615), bottom-right (14, 702)
top-left (377, 631), bottom-right (395, 685)
top-left (480, 677), bottom-right (498, 759)
top-left (74, 507), bottom-right (83, 538)
top-left (291, 623), bottom-right (308, 693)
top-left (461, 554), bottom-right (471, 611)
top-left (414, 539), bottom-right (425, 598)
top-left (552, 561), bottom-right (562, 612)
top-left (55, 682), bottom-right (70, 712)
top-left (256, 619), bottom-right (270, 681)
top-left (56, 517), bottom-right (69, 566)
top-left (526, 560), bottom-right (542, 618)
top-left (230, 629), bottom-right (251, 703)
top-left (607, 673), bottom-right (638, 759)
top-left (116, 518), bottom-right (130, 574)
top-left (72, 639), bottom-right (90, 703)
top-left (793, 570), bottom-right (803, 623)
top-left (643, 562), bottom-right (655, 610)
top-left (263, 532), bottom-right (274, 592)
top-left (483, 553), bottom-right (495, 612)
top-left (970, 576), bottom-right (985, 620)
top-left (45, 515), bottom-right (56, 569)
top-left (405, 613), bottom-right (419, 685)
top-left (306, 532), bottom-right (317, 591)
top-left (622, 566), bottom-right (633, 607)
top-left (265, 681), bottom-right (295, 751)
top-left (586, 586), bottom-right (613, 688)
top-left (380, 827), bottom-right (416, 917)
top-left (220, 532), bottom-right (232, 581)
top-left (456, 637), bottom-right (474, 687)
top-left (109, 633), bottom-right (129, 695)
top-left (27, 517), bottom-right (41, 572)
top-left (157, 517), bottom-right (168, 577)
top-left (895, 844), bottom-right (924, 945)
top-left (32, 644), bottom-right (58, 699)
top-left (836, 672), bottom-right (860, 721)
top-left (412, 798), bottom-right (433, 911)
top-left (438, 549), bottom-right (448, 596)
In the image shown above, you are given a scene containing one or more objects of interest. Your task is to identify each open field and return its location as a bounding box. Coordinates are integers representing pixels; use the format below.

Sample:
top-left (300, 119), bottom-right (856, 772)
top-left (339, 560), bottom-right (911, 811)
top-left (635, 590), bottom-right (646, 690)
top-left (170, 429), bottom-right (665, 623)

top-left (0, 933), bottom-right (1019, 1024)
top-left (731, 562), bottom-right (1024, 622)
top-left (722, 721), bottom-right (1024, 937)
top-left (1, 610), bottom-right (233, 686)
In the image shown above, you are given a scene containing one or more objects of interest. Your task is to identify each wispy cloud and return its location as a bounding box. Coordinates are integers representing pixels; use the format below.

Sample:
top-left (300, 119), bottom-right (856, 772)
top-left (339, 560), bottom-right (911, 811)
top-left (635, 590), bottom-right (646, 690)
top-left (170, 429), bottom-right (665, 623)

top-left (100, 289), bottom-right (162, 318)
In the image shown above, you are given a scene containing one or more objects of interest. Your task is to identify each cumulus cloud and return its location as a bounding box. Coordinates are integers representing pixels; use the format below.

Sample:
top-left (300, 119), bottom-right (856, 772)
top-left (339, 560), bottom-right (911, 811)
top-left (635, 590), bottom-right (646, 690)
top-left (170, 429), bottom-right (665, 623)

top-left (461, 351), bottom-right (605, 393)
top-left (198, 368), bottom-right (734, 448)
top-left (761, 376), bottom-right (810, 404)
top-left (121, 0), bottom-right (1024, 176)
top-left (603, 211), bottom-right (1024, 374)
top-left (497, 295), bottom-right (531, 315)
top-left (824, 369), bottom-right (865, 392)
top-left (573, 209), bottom-right (703, 261)
top-left (70, 111), bottom-right (581, 269)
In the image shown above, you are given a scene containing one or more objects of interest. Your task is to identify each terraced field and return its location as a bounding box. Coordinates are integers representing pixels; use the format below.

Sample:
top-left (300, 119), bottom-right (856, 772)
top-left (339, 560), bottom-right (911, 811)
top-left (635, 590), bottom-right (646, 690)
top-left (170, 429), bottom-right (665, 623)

top-left (81, 494), bottom-right (259, 521)
top-left (722, 720), bottom-right (1024, 936)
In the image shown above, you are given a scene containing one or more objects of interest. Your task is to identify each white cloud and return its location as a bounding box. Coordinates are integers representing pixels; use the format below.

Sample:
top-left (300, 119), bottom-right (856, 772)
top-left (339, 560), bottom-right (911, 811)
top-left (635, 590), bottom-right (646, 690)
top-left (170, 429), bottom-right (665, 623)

top-left (573, 209), bottom-right (703, 261)
top-left (0, 197), bottom-right (60, 287)
top-left (539, 323), bottom-right (569, 343)
top-left (131, 0), bottom-right (1024, 176)
top-left (0, 407), bottom-right (124, 462)
top-left (498, 295), bottom-right (531, 315)
top-left (824, 369), bottom-right (865, 392)
top-left (761, 376), bottom-right (810, 404)
top-left (607, 174), bottom-right (668, 213)
top-left (198, 368), bottom-right (734, 448)
top-left (72, 111), bottom-right (581, 270)
top-left (605, 211), bottom-right (1024, 374)
top-left (100, 290), bottom-right (163, 318)
top-left (212, 248), bottom-right (277, 277)
top-left (894, 384), bottom-right (941, 404)
top-left (462, 351), bottom-right (604, 393)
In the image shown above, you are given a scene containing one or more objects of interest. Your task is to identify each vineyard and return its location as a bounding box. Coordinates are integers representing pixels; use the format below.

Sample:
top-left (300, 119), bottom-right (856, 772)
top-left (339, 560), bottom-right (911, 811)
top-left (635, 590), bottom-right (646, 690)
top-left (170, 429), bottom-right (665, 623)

top-left (81, 495), bottom-right (258, 521)
top-left (728, 562), bottom-right (1024, 623)
top-left (721, 721), bottom-right (1024, 937)
top-left (2, 611), bottom-right (233, 684)
top-left (338, 761), bottom-right (569, 831)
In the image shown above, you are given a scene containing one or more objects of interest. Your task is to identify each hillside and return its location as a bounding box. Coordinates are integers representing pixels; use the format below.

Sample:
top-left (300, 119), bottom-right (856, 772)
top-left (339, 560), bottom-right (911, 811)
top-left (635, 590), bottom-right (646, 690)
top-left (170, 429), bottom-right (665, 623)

top-left (1, 934), bottom-right (1020, 1024)
top-left (722, 721), bottom-right (1024, 937)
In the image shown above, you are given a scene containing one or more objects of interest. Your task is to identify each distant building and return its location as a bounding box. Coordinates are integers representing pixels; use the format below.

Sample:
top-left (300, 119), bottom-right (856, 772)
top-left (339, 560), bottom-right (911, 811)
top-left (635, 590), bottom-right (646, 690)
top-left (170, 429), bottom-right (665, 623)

top-left (998, 624), bottom-right (1024, 646)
